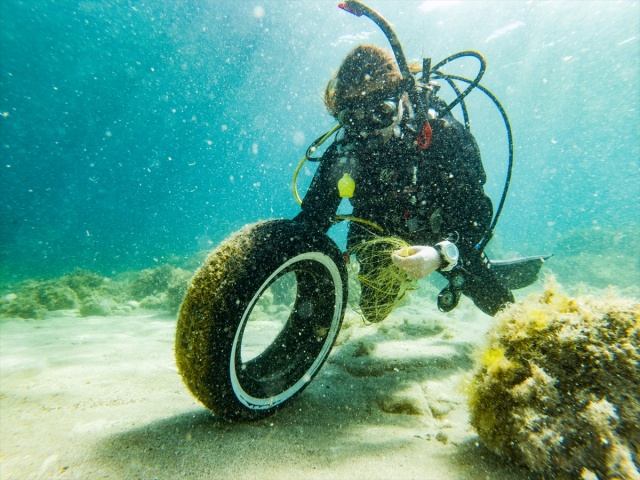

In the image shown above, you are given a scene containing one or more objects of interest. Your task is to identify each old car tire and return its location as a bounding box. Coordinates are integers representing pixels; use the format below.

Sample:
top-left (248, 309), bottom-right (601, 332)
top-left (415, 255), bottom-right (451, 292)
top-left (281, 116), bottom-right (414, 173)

top-left (175, 219), bottom-right (347, 421)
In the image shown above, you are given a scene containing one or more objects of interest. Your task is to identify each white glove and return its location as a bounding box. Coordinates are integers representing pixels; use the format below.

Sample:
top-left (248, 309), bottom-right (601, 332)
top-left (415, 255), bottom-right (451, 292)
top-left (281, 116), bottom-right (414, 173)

top-left (391, 241), bottom-right (459, 279)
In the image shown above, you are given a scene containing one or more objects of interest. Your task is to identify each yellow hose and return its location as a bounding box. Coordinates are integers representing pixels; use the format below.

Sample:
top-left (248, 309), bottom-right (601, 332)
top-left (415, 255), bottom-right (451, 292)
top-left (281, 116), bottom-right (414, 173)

top-left (293, 123), bottom-right (383, 233)
top-left (335, 215), bottom-right (384, 232)
top-left (292, 123), bottom-right (341, 204)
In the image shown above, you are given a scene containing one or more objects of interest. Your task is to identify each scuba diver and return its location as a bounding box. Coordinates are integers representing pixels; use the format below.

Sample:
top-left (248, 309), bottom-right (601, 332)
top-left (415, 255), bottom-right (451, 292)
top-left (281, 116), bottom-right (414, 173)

top-left (294, 43), bottom-right (514, 321)
top-left (174, 0), bottom-right (551, 423)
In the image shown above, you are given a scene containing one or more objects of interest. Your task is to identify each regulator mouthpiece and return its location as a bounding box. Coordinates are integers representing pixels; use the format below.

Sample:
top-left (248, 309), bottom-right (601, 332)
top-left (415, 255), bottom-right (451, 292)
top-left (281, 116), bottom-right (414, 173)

top-left (338, 2), bottom-right (364, 16)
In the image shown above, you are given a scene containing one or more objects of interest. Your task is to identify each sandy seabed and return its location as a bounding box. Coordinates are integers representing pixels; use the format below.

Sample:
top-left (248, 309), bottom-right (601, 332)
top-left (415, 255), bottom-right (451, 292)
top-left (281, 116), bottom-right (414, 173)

top-left (0, 288), bottom-right (537, 480)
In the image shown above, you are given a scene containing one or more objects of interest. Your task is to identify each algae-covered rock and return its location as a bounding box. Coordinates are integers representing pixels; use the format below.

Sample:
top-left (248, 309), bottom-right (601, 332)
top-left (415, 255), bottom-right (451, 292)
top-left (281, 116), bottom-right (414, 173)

top-left (129, 265), bottom-right (174, 300)
top-left (0, 291), bottom-right (47, 320)
top-left (1, 264), bottom-right (194, 319)
top-left (467, 277), bottom-right (639, 479)
top-left (0, 279), bottom-right (78, 319)
top-left (129, 265), bottom-right (191, 315)
top-left (62, 269), bottom-right (108, 300)
top-left (79, 295), bottom-right (119, 316)
top-left (164, 268), bottom-right (192, 315)
top-left (34, 280), bottom-right (78, 310)
top-left (139, 294), bottom-right (165, 310)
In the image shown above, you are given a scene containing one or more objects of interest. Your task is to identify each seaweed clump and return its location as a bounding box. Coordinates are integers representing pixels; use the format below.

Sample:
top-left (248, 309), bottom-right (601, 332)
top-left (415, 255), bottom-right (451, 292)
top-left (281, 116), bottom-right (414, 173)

top-left (0, 269), bottom-right (109, 319)
top-left (466, 277), bottom-right (639, 479)
top-left (0, 266), bottom-right (192, 319)
top-left (349, 236), bottom-right (417, 324)
top-left (129, 265), bottom-right (192, 314)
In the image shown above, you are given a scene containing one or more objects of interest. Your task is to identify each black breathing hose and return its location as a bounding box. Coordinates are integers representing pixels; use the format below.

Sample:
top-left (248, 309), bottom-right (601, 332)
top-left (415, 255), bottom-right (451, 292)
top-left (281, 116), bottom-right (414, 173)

top-left (339, 1), bottom-right (414, 88)
top-left (430, 51), bottom-right (486, 118)
top-left (438, 73), bottom-right (514, 252)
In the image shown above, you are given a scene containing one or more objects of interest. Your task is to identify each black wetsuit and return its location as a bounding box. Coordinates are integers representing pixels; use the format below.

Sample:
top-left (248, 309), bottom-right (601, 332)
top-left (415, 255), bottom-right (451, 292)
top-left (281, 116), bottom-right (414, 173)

top-left (295, 107), bottom-right (514, 317)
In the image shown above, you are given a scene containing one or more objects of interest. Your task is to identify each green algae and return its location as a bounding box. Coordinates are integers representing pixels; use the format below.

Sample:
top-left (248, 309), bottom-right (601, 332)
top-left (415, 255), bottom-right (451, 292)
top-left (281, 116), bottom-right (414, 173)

top-left (467, 277), bottom-right (640, 479)
top-left (0, 265), bottom-right (193, 319)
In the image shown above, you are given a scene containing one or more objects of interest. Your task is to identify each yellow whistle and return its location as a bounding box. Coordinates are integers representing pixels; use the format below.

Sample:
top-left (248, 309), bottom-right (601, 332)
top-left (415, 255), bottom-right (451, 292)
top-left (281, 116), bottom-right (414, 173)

top-left (337, 173), bottom-right (355, 198)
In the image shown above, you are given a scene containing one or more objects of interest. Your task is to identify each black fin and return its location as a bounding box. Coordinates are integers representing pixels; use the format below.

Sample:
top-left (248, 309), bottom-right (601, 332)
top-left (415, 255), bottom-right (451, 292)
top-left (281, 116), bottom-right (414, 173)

top-left (490, 254), bottom-right (552, 290)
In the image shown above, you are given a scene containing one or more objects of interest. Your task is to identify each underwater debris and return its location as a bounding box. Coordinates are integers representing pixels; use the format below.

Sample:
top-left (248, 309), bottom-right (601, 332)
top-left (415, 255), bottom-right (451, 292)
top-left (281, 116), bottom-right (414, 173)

top-left (176, 221), bottom-right (274, 415)
top-left (349, 236), bottom-right (418, 324)
top-left (467, 276), bottom-right (640, 479)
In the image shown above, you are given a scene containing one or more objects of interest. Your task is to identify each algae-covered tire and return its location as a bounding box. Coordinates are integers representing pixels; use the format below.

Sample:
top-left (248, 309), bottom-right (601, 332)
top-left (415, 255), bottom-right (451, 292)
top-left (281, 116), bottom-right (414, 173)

top-left (175, 219), bottom-right (347, 422)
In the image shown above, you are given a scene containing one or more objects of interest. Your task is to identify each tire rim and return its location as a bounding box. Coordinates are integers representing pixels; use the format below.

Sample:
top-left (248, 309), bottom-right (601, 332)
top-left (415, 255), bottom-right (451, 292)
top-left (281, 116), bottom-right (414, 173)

top-left (230, 251), bottom-right (344, 410)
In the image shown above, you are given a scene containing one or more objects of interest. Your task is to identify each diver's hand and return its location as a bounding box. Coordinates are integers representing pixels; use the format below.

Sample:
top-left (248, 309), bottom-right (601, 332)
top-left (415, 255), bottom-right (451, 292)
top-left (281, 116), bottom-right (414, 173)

top-left (391, 245), bottom-right (441, 279)
top-left (391, 242), bottom-right (459, 279)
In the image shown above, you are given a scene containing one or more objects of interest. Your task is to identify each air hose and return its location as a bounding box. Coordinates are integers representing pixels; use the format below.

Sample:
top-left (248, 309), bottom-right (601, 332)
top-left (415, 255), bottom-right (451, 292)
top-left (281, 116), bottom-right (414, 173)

top-left (434, 71), bottom-right (514, 252)
top-left (292, 124), bottom-right (384, 233)
top-left (292, 123), bottom-right (341, 205)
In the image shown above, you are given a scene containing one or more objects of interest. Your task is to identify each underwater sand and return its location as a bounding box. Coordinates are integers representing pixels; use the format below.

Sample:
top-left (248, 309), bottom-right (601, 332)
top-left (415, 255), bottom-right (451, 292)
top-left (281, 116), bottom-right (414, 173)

top-left (1, 290), bottom-right (538, 480)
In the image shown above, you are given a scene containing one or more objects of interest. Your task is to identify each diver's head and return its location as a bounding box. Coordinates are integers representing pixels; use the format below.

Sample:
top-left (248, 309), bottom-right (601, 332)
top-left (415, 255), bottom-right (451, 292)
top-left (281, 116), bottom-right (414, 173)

top-left (325, 44), bottom-right (404, 135)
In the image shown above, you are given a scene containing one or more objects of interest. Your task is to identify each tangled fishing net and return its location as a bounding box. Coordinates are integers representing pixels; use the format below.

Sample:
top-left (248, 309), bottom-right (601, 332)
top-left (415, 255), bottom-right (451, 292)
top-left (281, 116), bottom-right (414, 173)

top-left (349, 236), bottom-right (418, 323)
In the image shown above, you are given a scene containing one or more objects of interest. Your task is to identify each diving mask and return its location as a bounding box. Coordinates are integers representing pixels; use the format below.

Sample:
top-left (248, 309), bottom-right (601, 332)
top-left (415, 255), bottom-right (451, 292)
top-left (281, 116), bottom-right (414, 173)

top-left (338, 96), bottom-right (401, 134)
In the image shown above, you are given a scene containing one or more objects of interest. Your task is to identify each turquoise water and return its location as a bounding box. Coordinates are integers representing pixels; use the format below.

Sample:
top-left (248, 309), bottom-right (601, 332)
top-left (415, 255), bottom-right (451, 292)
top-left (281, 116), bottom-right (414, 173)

top-left (1, 0), bottom-right (638, 287)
